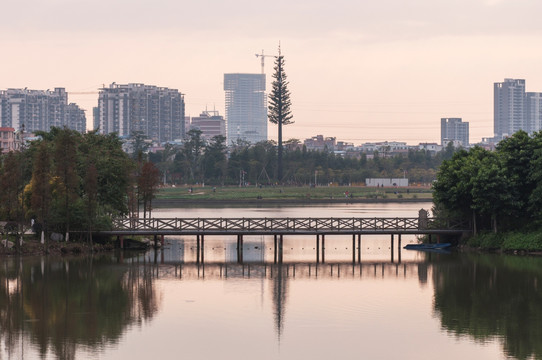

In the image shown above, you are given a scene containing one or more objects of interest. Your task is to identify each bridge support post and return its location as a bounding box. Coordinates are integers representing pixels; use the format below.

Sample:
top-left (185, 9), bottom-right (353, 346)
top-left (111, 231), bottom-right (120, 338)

top-left (197, 235), bottom-right (201, 264)
top-left (279, 235), bottom-right (284, 263)
top-left (390, 234), bottom-right (395, 263)
top-left (352, 234), bottom-right (356, 263)
top-left (274, 235), bottom-right (278, 264)
top-left (357, 234), bottom-right (361, 263)
top-left (161, 235), bottom-right (164, 246)
top-left (322, 235), bottom-right (325, 263)
top-left (316, 235), bottom-right (320, 263)
top-left (237, 235), bottom-right (244, 263)
top-left (398, 234), bottom-right (402, 263)
top-left (201, 235), bottom-right (205, 263)
top-left (118, 235), bottom-right (124, 249)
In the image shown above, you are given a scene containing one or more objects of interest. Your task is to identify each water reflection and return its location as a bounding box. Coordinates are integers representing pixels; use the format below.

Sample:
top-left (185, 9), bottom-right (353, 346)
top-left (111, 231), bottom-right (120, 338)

top-left (1, 245), bottom-right (540, 360)
top-left (432, 254), bottom-right (542, 360)
top-left (0, 254), bottom-right (159, 360)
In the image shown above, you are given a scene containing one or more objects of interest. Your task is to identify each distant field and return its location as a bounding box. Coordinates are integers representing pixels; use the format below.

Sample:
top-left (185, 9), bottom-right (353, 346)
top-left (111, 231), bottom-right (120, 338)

top-left (156, 185), bottom-right (433, 201)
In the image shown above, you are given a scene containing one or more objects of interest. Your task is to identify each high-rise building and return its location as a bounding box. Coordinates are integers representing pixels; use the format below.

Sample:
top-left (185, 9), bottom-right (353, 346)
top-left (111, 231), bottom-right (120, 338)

top-left (494, 79), bottom-right (542, 140)
top-left (525, 92), bottom-right (542, 134)
top-left (441, 118), bottom-right (469, 147)
top-left (97, 83), bottom-right (185, 144)
top-left (224, 73), bottom-right (267, 145)
top-left (190, 110), bottom-right (226, 141)
top-left (0, 88), bottom-right (86, 133)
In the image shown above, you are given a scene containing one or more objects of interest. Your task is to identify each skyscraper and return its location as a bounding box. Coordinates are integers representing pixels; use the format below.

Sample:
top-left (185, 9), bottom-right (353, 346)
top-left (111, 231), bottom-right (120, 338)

top-left (224, 73), bottom-right (267, 145)
top-left (525, 92), bottom-right (542, 134)
top-left (441, 118), bottom-right (469, 147)
top-left (494, 79), bottom-right (526, 139)
top-left (494, 79), bottom-right (542, 140)
top-left (97, 83), bottom-right (185, 144)
top-left (0, 88), bottom-right (86, 133)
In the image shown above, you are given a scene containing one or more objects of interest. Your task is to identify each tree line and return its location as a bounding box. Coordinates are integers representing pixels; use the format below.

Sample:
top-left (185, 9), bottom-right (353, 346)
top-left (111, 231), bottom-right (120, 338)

top-left (150, 129), bottom-right (457, 186)
top-left (433, 130), bottom-right (542, 234)
top-left (0, 127), bottom-right (161, 247)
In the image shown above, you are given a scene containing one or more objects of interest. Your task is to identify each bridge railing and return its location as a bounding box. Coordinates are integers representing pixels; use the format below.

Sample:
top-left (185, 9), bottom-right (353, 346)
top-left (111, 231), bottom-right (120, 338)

top-left (110, 217), bottom-right (470, 232)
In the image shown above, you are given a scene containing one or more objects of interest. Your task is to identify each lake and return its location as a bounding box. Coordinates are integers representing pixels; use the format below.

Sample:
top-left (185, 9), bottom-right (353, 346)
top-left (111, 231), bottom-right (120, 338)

top-left (1, 203), bottom-right (541, 360)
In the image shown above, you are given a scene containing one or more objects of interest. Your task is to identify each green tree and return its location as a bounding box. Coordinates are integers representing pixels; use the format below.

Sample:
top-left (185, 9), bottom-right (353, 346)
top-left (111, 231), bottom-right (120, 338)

top-left (268, 47), bottom-right (293, 182)
top-left (30, 142), bottom-right (52, 244)
top-left (53, 128), bottom-right (80, 241)
top-left (138, 162), bottom-right (161, 219)
top-left (203, 135), bottom-right (227, 184)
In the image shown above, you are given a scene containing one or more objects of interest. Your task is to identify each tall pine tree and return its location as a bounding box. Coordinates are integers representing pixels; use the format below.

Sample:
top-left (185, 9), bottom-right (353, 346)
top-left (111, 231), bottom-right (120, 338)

top-left (268, 46), bottom-right (293, 182)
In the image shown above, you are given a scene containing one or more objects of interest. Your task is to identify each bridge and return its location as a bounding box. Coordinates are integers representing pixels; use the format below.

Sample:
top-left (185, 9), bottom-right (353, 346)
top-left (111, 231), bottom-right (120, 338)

top-left (102, 216), bottom-right (471, 263)
top-left (107, 216), bottom-right (469, 236)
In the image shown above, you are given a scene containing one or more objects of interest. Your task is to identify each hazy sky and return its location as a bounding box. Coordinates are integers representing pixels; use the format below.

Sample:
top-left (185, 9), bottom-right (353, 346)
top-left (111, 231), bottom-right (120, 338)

top-left (2, 0), bottom-right (542, 144)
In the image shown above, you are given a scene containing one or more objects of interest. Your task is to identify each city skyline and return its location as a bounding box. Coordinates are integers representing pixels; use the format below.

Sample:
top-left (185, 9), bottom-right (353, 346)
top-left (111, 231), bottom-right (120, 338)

top-left (2, 0), bottom-right (542, 144)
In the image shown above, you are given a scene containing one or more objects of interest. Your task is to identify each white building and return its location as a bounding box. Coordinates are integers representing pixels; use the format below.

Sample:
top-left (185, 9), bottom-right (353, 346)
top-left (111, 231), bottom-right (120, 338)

top-left (224, 74), bottom-right (267, 145)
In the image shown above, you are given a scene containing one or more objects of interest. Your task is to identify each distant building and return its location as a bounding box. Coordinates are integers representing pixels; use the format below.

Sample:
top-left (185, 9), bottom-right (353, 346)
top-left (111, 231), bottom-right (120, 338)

top-left (366, 178), bottom-right (409, 187)
top-left (97, 83), bottom-right (185, 144)
top-left (190, 110), bottom-right (226, 141)
top-left (525, 92), bottom-right (542, 134)
top-left (494, 79), bottom-right (526, 139)
top-left (441, 117), bottom-right (469, 147)
top-left (418, 142), bottom-right (442, 153)
top-left (493, 78), bottom-right (542, 140)
top-left (0, 88), bottom-right (86, 133)
top-left (304, 135), bottom-right (336, 151)
top-left (224, 73), bottom-right (267, 145)
top-left (0, 127), bottom-right (18, 153)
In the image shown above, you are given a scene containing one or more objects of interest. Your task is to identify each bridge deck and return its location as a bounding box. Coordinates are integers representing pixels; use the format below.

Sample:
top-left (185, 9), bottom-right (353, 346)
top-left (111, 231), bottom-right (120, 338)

top-left (101, 217), bottom-right (471, 236)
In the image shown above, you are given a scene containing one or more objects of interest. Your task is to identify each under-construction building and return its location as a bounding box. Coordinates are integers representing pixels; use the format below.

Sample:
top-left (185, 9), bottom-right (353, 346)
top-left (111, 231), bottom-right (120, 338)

top-left (224, 73), bottom-right (267, 145)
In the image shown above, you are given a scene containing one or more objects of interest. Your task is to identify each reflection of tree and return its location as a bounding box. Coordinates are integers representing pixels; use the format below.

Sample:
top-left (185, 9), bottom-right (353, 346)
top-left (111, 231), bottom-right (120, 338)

top-left (0, 255), bottom-right (160, 359)
top-left (270, 265), bottom-right (289, 339)
top-left (433, 254), bottom-right (542, 360)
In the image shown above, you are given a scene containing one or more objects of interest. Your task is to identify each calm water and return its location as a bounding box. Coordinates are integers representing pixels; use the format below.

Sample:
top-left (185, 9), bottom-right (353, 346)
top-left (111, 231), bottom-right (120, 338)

top-left (1, 203), bottom-right (541, 360)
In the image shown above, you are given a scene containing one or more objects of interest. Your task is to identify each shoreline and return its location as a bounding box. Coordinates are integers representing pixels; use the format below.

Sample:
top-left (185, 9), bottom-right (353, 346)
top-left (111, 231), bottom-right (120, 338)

top-left (152, 197), bottom-right (434, 207)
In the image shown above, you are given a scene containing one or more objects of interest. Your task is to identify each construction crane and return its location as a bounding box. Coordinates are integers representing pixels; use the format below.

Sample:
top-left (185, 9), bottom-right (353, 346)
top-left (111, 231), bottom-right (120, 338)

top-left (255, 50), bottom-right (276, 74)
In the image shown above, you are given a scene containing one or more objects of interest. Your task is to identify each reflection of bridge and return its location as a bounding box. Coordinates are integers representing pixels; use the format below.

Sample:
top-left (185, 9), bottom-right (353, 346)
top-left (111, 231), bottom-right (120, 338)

top-left (121, 261), bottom-right (431, 281)
top-left (103, 217), bottom-right (470, 263)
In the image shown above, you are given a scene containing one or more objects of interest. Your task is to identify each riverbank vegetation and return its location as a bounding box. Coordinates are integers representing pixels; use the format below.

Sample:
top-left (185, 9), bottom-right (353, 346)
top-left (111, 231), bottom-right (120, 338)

top-left (0, 127), bottom-right (162, 252)
top-left (433, 130), bottom-right (542, 251)
top-left (150, 130), bottom-right (457, 186)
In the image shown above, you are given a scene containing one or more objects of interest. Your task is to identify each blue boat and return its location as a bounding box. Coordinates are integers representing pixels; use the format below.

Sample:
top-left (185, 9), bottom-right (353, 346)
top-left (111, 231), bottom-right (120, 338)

top-left (403, 243), bottom-right (452, 250)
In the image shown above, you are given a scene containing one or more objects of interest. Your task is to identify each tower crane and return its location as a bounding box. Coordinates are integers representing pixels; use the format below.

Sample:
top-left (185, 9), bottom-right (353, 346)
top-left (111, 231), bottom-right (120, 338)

top-left (255, 50), bottom-right (276, 74)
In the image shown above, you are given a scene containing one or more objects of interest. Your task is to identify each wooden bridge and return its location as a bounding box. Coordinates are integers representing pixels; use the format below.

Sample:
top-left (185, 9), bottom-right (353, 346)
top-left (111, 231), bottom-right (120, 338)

top-left (107, 216), bottom-right (470, 236)
top-left (102, 216), bottom-right (470, 263)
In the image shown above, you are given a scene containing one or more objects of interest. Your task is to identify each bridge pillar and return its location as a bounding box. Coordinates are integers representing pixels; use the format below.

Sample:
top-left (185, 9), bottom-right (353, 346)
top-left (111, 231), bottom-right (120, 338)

top-left (316, 235), bottom-right (320, 263)
top-left (161, 235), bottom-right (164, 246)
top-left (197, 235), bottom-right (201, 264)
top-left (322, 235), bottom-right (325, 263)
top-left (237, 235), bottom-right (244, 263)
top-left (118, 235), bottom-right (124, 249)
top-left (201, 235), bottom-right (205, 263)
top-left (352, 234), bottom-right (356, 263)
top-left (357, 234), bottom-right (361, 263)
top-left (398, 234), bottom-right (402, 263)
top-left (274, 235), bottom-right (278, 264)
top-left (390, 234), bottom-right (395, 263)
top-left (279, 235), bottom-right (284, 263)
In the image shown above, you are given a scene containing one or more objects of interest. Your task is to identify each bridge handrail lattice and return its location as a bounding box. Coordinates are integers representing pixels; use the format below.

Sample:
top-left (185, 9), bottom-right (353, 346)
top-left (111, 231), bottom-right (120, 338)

top-left (110, 217), bottom-right (469, 233)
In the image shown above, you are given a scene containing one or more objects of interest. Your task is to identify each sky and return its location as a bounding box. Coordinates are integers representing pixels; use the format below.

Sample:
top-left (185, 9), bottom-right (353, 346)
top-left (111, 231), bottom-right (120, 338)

top-left (2, 0), bottom-right (542, 144)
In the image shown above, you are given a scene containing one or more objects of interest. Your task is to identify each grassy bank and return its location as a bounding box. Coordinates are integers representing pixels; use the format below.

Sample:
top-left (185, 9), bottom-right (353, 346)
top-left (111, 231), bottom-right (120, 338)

top-left (466, 231), bottom-right (542, 252)
top-left (156, 185), bottom-right (433, 202)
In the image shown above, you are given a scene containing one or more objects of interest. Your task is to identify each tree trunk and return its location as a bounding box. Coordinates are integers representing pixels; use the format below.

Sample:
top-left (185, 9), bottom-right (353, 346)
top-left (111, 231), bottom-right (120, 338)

top-left (278, 120), bottom-right (283, 182)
